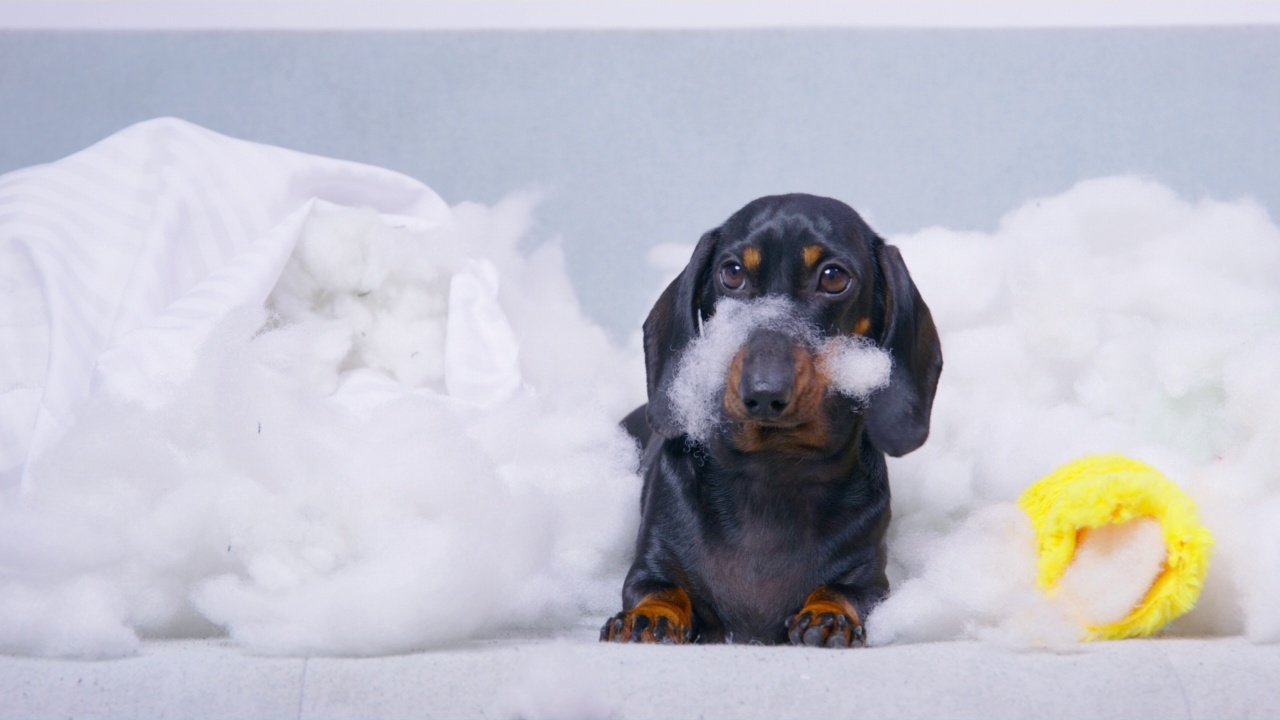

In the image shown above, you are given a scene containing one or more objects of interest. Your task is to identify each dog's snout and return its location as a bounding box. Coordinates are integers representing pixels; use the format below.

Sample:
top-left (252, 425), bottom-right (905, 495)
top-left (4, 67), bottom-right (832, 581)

top-left (739, 330), bottom-right (796, 421)
top-left (742, 381), bottom-right (792, 419)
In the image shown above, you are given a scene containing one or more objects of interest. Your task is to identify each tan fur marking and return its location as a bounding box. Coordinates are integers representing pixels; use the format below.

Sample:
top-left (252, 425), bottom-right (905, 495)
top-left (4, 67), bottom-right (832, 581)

top-left (742, 246), bottom-right (761, 273)
top-left (854, 317), bottom-right (871, 336)
top-left (633, 588), bottom-right (694, 625)
top-left (723, 349), bottom-right (747, 419)
top-left (799, 586), bottom-right (861, 625)
top-left (802, 244), bottom-right (823, 269)
top-left (604, 587), bottom-right (694, 643)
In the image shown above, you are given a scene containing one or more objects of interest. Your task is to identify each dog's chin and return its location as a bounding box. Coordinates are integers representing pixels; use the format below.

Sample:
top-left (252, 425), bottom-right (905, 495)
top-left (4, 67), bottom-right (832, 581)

top-left (723, 415), bottom-right (830, 454)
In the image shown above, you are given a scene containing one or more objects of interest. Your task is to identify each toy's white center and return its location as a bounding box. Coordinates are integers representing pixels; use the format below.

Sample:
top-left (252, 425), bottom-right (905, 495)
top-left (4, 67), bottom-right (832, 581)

top-left (1057, 517), bottom-right (1167, 627)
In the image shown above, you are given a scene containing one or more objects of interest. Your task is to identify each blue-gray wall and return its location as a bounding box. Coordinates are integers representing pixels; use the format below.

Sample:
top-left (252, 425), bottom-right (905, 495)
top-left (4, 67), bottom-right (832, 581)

top-left (3, 30), bottom-right (1277, 336)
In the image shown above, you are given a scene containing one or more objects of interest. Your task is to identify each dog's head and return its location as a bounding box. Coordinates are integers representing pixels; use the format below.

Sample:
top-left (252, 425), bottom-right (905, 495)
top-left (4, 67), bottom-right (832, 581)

top-left (643, 194), bottom-right (942, 457)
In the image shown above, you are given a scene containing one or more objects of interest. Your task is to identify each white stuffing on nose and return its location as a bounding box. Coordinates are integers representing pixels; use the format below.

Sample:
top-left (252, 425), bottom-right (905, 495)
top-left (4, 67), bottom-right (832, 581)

top-left (819, 335), bottom-right (894, 401)
top-left (666, 297), bottom-right (893, 443)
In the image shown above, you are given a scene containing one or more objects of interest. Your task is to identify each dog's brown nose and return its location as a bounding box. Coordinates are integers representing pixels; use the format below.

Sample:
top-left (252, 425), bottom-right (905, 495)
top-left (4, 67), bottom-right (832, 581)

top-left (739, 330), bottom-right (796, 421)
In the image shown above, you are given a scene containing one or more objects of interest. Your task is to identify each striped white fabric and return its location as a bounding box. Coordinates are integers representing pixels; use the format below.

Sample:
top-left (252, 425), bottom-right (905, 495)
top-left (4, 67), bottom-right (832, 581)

top-left (0, 118), bottom-right (452, 491)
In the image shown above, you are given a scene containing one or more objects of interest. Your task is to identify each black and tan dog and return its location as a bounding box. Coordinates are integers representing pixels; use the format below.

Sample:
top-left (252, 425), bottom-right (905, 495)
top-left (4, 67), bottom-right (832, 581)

top-left (602, 193), bottom-right (942, 647)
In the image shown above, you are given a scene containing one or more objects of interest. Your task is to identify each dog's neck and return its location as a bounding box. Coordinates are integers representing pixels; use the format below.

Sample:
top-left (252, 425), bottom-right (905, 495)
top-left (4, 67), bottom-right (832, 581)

top-left (703, 408), bottom-right (873, 484)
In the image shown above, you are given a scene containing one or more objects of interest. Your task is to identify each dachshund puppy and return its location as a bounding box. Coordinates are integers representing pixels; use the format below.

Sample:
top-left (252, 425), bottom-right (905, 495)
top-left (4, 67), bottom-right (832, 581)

top-left (602, 194), bottom-right (942, 647)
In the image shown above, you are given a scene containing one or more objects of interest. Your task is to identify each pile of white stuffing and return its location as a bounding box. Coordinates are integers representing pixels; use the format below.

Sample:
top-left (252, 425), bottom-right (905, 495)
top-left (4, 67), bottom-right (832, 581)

top-left (2, 196), bottom-right (645, 657)
top-left (0, 121), bottom-right (1276, 657)
top-left (868, 176), bottom-right (1280, 646)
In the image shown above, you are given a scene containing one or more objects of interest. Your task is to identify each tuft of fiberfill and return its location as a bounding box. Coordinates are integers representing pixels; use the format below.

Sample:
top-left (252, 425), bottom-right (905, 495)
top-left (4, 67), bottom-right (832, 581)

top-left (666, 297), bottom-right (892, 443)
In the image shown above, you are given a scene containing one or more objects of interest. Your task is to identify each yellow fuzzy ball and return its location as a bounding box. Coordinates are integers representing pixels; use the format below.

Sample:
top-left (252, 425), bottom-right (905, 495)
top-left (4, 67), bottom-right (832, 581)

top-left (1018, 454), bottom-right (1214, 640)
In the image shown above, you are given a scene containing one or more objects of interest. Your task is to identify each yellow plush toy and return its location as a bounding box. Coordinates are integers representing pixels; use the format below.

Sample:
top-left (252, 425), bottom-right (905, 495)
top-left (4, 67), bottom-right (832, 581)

top-left (1018, 454), bottom-right (1214, 640)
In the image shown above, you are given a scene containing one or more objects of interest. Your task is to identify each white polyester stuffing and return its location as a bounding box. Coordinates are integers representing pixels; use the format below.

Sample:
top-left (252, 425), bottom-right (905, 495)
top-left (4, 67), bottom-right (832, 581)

top-left (4, 175), bottom-right (1280, 657)
top-left (666, 297), bottom-right (893, 443)
top-left (867, 176), bottom-right (1280, 647)
top-left (0, 196), bottom-right (645, 658)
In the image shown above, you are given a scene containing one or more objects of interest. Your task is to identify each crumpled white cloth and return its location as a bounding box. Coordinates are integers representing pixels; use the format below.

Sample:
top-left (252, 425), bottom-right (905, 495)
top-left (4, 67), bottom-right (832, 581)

top-left (0, 117), bottom-right (523, 492)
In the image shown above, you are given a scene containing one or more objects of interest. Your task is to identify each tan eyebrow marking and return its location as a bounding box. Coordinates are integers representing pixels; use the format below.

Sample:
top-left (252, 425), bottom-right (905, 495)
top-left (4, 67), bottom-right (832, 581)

top-left (802, 244), bottom-right (823, 269)
top-left (742, 246), bottom-right (761, 272)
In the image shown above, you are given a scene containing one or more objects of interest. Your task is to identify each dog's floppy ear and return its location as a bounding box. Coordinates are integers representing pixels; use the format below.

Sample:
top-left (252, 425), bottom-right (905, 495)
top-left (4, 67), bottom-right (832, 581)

top-left (643, 229), bottom-right (720, 437)
top-left (865, 239), bottom-right (943, 457)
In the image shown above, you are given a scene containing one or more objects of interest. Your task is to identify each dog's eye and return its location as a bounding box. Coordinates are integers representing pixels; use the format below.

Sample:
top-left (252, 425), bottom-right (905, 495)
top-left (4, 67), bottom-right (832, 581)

top-left (720, 262), bottom-right (746, 290)
top-left (818, 265), bottom-right (851, 294)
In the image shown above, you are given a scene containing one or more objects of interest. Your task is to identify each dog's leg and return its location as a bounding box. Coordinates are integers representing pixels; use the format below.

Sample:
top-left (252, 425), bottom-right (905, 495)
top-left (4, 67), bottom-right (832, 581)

top-left (599, 586), bottom-right (694, 644)
top-left (785, 585), bottom-right (865, 648)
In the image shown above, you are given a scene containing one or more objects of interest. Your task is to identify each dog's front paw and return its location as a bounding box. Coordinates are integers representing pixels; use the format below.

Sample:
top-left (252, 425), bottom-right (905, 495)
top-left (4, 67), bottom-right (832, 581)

top-left (786, 587), bottom-right (865, 648)
top-left (786, 608), bottom-right (864, 648)
top-left (599, 588), bottom-right (693, 644)
top-left (599, 609), bottom-right (692, 644)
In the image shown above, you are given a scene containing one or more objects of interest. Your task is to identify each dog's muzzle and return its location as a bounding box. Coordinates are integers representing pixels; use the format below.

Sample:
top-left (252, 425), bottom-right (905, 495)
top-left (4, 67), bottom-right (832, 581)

top-left (737, 329), bottom-right (798, 421)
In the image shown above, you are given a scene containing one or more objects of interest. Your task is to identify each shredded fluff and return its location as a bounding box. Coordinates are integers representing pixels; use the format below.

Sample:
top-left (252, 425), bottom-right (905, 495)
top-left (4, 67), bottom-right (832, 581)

top-left (665, 297), bottom-right (893, 443)
top-left (3, 176), bottom-right (1280, 657)
top-left (1057, 518), bottom-right (1168, 628)
top-left (867, 176), bottom-right (1280, 647)
top-left (819, 335), bottom-right (894, 401)
top-left (0, 196), bottom-right (645, 658)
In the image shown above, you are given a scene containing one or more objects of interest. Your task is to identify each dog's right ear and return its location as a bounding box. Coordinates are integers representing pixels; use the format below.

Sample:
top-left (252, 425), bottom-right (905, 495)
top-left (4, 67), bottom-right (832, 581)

top-left (643, 229), bottom-right (720, 437)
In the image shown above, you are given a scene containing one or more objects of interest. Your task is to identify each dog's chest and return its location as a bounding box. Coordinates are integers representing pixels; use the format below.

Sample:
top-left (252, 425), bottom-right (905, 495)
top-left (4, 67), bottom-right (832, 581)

top-left (695, 497), bottom-right (828, 642)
